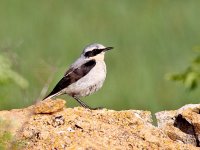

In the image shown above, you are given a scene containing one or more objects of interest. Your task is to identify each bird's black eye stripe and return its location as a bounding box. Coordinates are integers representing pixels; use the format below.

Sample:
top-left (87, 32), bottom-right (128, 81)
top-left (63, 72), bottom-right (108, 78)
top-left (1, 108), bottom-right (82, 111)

top-left (84, 51), bottom-right (93, 57)
top-left (84, 49), bottom-right (103, 57)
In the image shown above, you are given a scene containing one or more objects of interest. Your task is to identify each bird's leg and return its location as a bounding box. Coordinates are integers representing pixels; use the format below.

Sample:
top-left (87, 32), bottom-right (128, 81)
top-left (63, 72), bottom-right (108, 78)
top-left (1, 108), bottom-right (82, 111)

top-left (72, 96), bottom-right (102, 110)
top-left (73, 96), bottom-right (91, 109)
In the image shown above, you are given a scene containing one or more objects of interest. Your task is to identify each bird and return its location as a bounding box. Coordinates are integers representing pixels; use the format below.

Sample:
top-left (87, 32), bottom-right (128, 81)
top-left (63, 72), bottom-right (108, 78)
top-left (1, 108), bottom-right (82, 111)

top-left (43, 43), bottom-right (113, 110)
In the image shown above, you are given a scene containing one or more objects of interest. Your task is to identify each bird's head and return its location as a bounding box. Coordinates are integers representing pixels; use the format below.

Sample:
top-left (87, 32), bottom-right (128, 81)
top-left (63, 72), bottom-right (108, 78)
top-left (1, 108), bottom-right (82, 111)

top-left (82, 43), bottom-right (113, 61)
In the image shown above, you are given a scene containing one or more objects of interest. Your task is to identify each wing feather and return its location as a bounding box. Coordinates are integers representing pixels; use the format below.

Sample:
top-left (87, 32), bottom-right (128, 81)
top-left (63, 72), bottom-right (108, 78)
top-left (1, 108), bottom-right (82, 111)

top-left (43, 59), bottom-right (96, 100)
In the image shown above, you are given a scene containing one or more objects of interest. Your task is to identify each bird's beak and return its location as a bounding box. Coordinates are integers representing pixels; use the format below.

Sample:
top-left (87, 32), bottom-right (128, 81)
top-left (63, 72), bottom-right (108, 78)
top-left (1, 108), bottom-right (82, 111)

top-left (103, 47), bottom-right (113, 52)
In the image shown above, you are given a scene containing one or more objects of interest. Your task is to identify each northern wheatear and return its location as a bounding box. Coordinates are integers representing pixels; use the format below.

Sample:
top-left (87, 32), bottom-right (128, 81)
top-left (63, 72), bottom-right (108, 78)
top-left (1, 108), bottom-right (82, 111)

top-left (43, 43), bottom-right (113, 109)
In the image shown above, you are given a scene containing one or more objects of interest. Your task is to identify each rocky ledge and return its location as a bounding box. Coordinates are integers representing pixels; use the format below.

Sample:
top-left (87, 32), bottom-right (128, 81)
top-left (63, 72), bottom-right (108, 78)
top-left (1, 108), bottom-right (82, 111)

top-left (0, 99), bottom-right (200, 150)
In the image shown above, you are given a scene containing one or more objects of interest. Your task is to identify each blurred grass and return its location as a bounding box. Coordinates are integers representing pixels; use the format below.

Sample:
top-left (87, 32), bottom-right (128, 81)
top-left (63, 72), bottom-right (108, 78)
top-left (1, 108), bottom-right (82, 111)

top-left (0, 0), bottom-right (200, 112)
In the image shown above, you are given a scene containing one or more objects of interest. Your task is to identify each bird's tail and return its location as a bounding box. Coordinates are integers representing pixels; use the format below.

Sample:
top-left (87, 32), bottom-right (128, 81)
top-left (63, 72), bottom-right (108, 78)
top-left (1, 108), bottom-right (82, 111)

top-left (43, 91), bottom-right (63, 101)
top-left (43, 93), bottom-right (56, 101)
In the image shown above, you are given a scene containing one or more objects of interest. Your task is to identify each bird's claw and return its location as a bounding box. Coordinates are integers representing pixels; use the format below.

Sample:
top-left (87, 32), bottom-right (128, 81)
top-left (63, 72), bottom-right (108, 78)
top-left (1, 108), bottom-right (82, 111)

top-left (90, 106), bottom-right (104, 110)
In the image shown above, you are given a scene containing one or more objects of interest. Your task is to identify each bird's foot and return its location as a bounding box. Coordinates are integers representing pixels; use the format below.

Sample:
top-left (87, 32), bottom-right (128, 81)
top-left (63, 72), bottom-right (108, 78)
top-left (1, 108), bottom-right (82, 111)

top-left (90, 106), bottom-right (104, 110)
top-left (72, 96), bottom-right (104, 110)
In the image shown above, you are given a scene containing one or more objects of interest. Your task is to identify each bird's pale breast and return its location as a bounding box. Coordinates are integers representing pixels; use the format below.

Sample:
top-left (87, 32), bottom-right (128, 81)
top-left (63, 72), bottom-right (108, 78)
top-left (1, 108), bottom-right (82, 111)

top-left (64, 61), bottom-right (106, 97)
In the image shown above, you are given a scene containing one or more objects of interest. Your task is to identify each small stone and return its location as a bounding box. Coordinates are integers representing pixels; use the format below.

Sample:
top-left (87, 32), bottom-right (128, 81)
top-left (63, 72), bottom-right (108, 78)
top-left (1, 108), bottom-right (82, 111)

top-left (52, 115), bottom-right (65, 127)
top-left (23, 130), bottom-right (33, 138)
top-left (34, 99), bottom-right (66, 114)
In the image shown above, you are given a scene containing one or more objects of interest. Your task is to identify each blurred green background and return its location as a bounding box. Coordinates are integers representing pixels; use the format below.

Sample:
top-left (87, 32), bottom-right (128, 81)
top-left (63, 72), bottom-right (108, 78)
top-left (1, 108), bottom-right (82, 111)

top-left (0, 0), bottom-right (200, 113)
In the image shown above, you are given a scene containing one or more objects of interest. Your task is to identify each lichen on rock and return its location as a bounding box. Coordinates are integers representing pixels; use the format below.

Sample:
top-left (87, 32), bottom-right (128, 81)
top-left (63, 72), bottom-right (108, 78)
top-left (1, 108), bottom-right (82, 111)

top-left (0, 99), bottom-right (199, 149)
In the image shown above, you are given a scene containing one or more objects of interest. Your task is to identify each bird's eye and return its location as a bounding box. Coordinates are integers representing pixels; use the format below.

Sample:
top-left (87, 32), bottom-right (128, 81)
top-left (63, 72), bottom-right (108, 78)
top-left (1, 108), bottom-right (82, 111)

top-left (84, 51), bottom-right (93, 57)
top-left (94, 48), bottom-right (100, 52)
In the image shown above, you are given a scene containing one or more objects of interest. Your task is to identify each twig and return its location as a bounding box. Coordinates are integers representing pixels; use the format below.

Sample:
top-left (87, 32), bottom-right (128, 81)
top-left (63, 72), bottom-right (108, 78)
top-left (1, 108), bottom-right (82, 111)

top-left (35, 66), bottom-right (57, 103)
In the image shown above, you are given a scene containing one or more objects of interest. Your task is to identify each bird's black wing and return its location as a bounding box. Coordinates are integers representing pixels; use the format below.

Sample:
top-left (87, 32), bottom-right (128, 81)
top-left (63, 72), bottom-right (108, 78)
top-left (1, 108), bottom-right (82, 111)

top-left (43, 59), bottom-right (96, 100)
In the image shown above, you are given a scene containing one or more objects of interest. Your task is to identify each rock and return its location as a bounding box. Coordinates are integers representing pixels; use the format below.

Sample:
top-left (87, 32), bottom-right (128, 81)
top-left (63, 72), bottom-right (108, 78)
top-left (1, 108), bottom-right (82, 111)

top-left (34, 99), bottom-right (66, 114)
top-left (0, 99), bottom-right (199, 149)
top-left (156, 104), bottom-right (200, 147)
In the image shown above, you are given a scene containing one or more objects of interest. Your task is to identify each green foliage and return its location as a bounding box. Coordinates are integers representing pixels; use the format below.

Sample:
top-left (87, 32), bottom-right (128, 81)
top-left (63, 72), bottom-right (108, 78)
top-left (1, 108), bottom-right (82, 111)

top-left (0, 131), bottom-right (12, 150)
top-left (166, 50), bottom-right (200, 90)
top-left (0, 118), bottom-right (12, 150)
top-left (0, 118), bottom-right (27, 150)
top-left (0, 54), bottom-right (28, 89)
